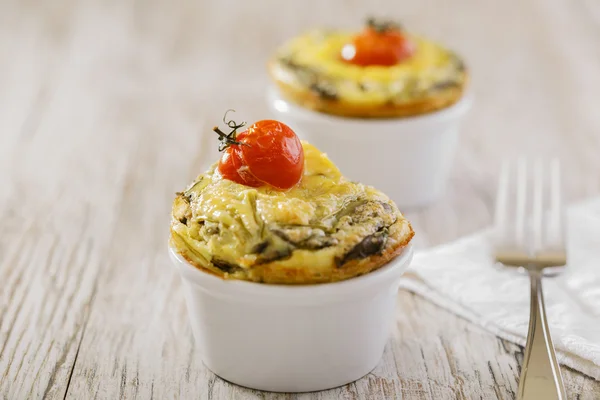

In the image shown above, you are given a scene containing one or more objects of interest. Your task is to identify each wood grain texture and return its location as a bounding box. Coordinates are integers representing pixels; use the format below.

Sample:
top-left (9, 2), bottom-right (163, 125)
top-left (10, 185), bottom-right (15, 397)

top-left (0, 0), bottom-right (599, 399)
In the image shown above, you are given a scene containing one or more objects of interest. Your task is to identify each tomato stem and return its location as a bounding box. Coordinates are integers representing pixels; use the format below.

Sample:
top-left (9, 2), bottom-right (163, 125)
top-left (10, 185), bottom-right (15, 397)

top-left (366, 17), bottom-right (401, 33)
top-left (213, 110), bottom-right (248, 152)
top-left (223, 109), bottom-right (246, 130)
top-left (213, 126), bottom-right (242, 151)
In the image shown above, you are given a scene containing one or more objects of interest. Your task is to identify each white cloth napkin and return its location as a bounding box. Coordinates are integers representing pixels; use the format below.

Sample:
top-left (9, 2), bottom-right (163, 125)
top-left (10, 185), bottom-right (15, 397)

top-left (399, 197), bottom-right (600, 380)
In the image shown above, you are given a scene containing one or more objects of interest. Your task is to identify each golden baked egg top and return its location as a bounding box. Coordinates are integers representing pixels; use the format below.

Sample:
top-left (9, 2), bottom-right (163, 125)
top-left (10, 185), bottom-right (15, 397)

top-left (170, 141), bottom-right (413, 284)
top-left (268, 19), bottom-right (467, 118)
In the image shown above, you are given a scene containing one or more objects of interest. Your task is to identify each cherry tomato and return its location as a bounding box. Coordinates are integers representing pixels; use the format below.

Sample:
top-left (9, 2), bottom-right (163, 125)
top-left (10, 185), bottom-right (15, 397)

top-left (218, 144), bottom-right (262, 187)
top-left (217, 120), bottom-right (304, 190)
top-left (341, 25), bottom-right (415, 67)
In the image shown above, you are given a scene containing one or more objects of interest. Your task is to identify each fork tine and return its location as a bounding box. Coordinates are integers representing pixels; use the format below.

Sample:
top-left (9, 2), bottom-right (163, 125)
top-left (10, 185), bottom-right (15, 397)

top-left (548, 158), bottom-right (563, 248)
top-left (515, 158), bottom-right (528, 249)
top-left (532, 158), bottom-right (544, 254)
top-left (494, 160), bottom-right (510, 243)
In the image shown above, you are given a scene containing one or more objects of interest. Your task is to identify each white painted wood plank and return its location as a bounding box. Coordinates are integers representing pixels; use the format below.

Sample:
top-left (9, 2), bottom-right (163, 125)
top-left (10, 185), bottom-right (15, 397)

top-left (0, 3), bottom-right (146, 398)
top-left (0, 0), bottom-right (599, 399)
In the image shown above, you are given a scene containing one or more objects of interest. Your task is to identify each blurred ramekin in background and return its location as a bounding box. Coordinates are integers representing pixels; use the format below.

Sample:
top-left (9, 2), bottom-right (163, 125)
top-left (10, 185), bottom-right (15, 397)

top-left (268, 86), bottom-right (472, 209)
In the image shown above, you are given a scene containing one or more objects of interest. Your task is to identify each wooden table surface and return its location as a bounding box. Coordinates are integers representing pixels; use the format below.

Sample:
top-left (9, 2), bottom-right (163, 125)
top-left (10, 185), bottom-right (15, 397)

top-left (1, 0), bottom-right (599, 399)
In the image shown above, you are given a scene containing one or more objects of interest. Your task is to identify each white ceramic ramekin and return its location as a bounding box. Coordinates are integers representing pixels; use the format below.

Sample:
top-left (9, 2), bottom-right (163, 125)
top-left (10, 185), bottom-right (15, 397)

top-left (169, 244), bottom-right (413, 392)
top-left (267, 87), bottom-right (472, 209)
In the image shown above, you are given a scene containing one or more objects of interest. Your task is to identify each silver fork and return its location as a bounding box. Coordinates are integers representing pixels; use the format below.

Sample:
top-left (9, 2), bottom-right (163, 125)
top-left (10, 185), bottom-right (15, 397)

top-left (493, 158), bottom-right (567, 400)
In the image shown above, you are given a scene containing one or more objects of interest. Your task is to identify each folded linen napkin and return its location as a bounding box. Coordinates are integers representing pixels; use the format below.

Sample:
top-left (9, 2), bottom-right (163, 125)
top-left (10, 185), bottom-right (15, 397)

top-left (400, 197), bottom-right (600, 380)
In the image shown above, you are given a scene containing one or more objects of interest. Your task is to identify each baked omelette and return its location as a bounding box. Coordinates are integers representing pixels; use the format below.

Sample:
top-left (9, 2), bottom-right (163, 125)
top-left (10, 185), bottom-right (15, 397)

top-left (268, 18), bottom-right (467, 118)
top-left (170, 116), bottom-right (414, 284)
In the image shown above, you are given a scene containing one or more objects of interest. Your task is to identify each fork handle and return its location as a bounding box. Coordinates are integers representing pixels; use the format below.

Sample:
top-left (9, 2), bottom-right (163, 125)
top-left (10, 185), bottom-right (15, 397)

top-left (518, 269), bottom-right (566, 400)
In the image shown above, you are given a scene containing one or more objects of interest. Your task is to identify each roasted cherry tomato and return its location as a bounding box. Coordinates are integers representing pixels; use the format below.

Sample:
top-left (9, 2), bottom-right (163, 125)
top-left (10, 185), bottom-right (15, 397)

top-left (341, 19), bottom-right (415, 67)
top-left (216, 117), bottom-right (304, 190)
top-left (217, 144), bottom-right (262, 187)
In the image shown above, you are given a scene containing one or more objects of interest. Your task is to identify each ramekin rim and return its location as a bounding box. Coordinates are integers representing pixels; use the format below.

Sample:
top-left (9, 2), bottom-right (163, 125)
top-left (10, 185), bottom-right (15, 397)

top-left (169, 244), bottom-right (413, 301)
top-left (266, 85), bottom-right (473, 127)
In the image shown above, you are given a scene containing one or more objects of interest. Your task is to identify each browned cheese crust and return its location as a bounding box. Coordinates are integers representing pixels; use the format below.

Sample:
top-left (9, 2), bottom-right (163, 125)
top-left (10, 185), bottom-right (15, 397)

top-left (171, 219), bottom-right (414, 284)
